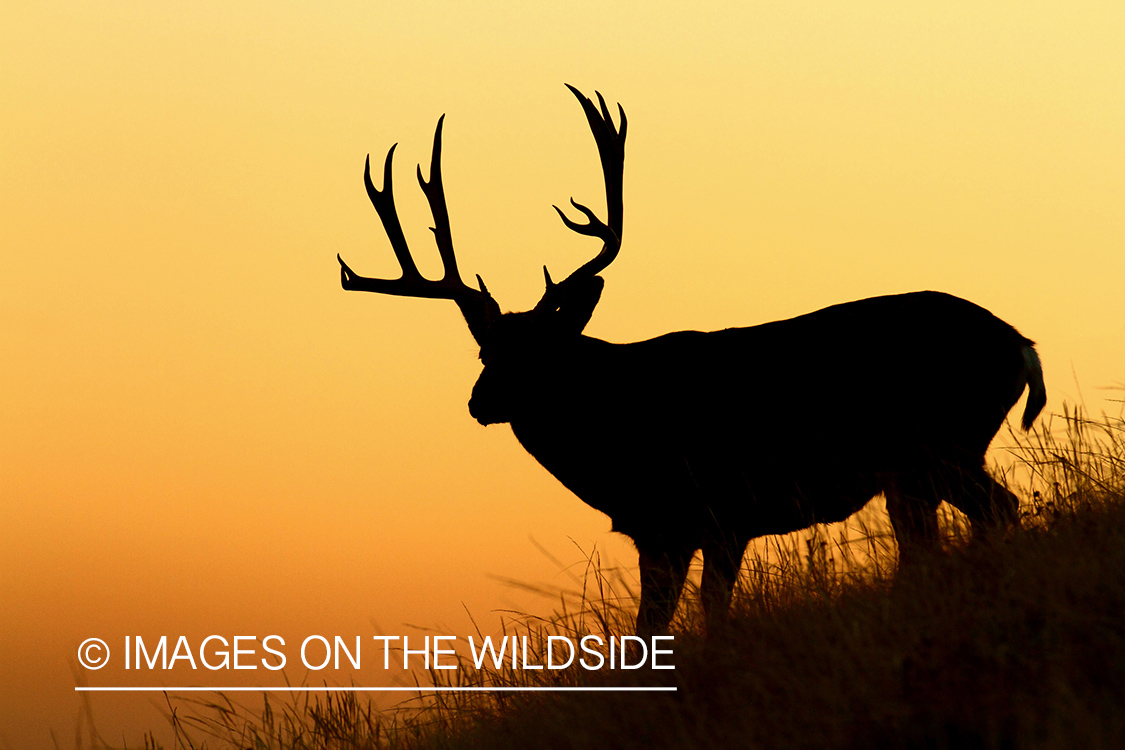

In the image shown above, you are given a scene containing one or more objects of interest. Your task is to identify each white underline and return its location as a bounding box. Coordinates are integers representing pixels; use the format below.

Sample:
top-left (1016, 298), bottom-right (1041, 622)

top-left (75, 686), bottom-right (676, 692)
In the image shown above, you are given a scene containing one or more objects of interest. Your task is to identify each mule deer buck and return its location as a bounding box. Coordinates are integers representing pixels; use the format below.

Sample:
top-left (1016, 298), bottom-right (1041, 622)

top-left (337, 86), bottom-right (1046, 637)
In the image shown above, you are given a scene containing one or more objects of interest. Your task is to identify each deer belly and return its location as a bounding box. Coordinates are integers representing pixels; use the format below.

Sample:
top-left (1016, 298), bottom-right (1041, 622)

top-left (510, 415), bottom-right (885, 545)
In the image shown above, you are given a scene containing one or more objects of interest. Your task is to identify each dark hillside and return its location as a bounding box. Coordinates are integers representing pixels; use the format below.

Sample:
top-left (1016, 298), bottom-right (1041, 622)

top-left (161, 410), bottom-right (1125, 750)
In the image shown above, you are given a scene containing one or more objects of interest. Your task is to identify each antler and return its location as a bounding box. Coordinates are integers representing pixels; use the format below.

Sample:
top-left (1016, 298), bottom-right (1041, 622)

top-left (338, 117), bottom-right (499, 340)
top-left (537, 85), bottom-right (627, 310)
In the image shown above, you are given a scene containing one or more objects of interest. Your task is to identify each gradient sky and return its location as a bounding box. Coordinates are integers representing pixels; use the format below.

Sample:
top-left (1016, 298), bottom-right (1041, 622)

top-left (1, 2), bottom-right (1122, 747)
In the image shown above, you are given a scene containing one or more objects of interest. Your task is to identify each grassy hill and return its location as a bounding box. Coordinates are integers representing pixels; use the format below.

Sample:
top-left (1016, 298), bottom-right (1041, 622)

top-left (159, 408), bottom-right (1124, 750)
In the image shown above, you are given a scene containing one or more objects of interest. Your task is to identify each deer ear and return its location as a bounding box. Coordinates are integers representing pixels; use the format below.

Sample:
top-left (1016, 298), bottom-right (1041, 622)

top-left (551, 275), bottom-right (604, 335)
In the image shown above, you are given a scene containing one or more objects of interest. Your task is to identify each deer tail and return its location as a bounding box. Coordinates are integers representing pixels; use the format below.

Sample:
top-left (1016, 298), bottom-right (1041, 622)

top-left (1020, 343), bottom-right (1046, 431)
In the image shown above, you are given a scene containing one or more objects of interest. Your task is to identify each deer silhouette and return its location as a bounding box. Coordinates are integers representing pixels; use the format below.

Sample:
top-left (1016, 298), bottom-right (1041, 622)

top-left (337, 86), bottom-right (1046, 637)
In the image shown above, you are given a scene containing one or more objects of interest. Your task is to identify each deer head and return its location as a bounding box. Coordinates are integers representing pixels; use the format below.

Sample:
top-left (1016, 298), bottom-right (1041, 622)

top-left (338, 85), bottom-right (626, 426)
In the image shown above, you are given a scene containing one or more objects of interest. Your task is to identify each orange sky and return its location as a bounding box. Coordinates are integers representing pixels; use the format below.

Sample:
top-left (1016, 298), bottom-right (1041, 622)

top-left (1, 2), bottom-right (1122, 747)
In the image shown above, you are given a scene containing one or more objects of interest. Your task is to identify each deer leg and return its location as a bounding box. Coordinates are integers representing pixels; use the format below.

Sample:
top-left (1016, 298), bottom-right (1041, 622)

top-left (942, 460), bottom-right (1020, 535)
top-left (635, 543), bottom-right (695, 638)
top-left (885, 474), bottom-right (941, 566)
top-left (701, 536), bottom-right (747, 635)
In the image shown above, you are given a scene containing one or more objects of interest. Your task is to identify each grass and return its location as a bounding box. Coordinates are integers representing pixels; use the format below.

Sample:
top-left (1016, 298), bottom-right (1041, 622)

top-left (144, 405), bottom-right (1124, 750)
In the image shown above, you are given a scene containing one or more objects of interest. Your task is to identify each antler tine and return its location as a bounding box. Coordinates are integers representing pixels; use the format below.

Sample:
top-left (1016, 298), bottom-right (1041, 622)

top-left (549, 85), bottom-right (627, 286)
top-left (417, 115), bottom-right (465, 287)
top-left (362, 146), bottom-right (423, 282)
top-left (553, 199), bottom-right (614, 240)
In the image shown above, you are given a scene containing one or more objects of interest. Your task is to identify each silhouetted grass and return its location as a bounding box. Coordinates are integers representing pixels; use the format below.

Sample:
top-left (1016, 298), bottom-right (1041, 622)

top-left (149, 405), bottom-right (1124, 750)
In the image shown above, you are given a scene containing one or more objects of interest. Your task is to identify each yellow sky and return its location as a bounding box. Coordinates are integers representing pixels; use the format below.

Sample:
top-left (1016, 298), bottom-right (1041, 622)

top-left (1, 2), bottom-right (1122, 747)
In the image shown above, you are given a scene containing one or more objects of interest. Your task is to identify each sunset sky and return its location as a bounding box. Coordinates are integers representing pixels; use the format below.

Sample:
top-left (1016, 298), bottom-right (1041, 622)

top-left (1, 2), bottom-right (1122, 747)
